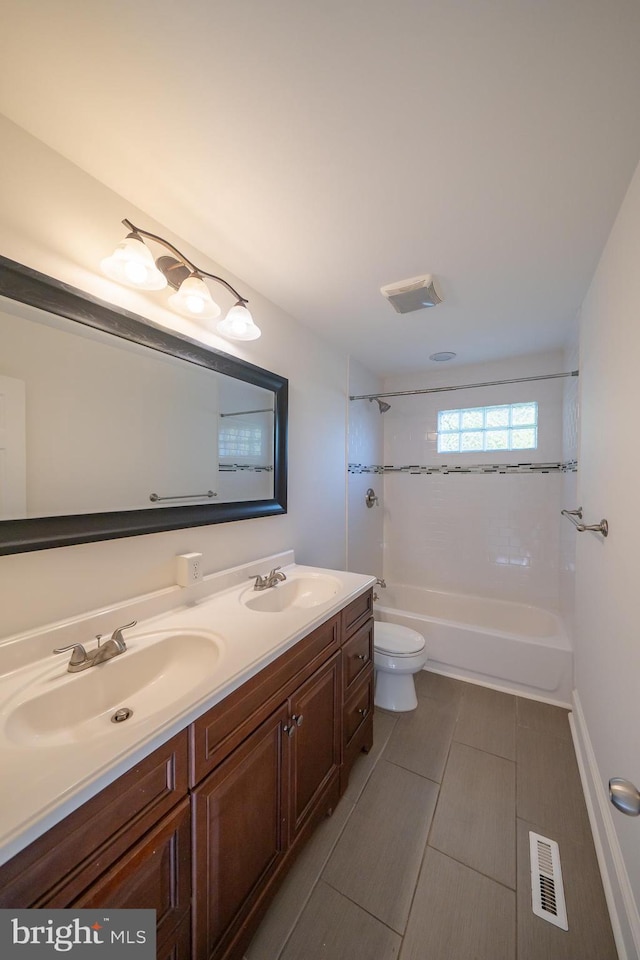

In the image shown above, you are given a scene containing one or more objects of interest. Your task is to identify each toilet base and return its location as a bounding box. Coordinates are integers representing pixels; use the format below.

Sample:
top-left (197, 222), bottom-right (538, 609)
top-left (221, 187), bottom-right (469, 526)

top-left (374, 669), bottom-right (418, 712)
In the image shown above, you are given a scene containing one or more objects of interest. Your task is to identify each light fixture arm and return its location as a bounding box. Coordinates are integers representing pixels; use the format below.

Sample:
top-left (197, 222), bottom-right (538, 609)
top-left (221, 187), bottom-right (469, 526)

top-left (122, 218), bottom-right (248, 304)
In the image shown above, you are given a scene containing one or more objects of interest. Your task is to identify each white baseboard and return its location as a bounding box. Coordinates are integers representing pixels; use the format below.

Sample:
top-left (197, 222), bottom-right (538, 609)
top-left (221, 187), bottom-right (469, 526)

top-left (570, 690), bottom-right (640, 960)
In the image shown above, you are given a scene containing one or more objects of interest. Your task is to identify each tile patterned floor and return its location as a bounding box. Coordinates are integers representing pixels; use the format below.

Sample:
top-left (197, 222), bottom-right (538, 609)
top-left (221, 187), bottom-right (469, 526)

top-left (246, 671), bottom-right (617, 960)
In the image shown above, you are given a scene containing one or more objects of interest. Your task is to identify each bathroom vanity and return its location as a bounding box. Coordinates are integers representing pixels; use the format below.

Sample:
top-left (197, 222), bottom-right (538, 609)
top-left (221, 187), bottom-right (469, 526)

top-left (0, 557), bottom-right (374, 960)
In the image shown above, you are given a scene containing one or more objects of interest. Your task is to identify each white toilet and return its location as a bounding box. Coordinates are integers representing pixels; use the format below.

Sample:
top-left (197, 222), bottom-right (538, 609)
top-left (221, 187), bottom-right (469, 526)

top-left (374, 621), bottom-right (427, 712)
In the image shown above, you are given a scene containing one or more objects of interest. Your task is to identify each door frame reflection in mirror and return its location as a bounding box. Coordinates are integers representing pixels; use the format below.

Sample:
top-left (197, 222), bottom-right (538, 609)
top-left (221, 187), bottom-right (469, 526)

top-left (0, 255), bottom-right (288, 555)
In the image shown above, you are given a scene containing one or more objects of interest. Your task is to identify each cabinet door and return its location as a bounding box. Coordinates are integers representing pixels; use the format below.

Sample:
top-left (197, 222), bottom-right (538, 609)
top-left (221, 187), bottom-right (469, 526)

top-left (73, 799), bottom-right (191, 957)
top-left (193, 702), bottom-right (290, 960)
top-left (288, 652), bottom-right (341, 842)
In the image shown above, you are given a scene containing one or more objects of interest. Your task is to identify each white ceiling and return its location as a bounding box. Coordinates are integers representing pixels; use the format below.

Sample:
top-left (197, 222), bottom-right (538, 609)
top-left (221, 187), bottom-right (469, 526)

top-left (1, 0), bottom-right (640, 375)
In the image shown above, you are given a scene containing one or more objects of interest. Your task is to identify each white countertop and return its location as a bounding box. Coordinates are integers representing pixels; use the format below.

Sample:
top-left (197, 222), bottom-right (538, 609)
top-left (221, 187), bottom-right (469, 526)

top-left (0, 554), bottom-right (374, 867)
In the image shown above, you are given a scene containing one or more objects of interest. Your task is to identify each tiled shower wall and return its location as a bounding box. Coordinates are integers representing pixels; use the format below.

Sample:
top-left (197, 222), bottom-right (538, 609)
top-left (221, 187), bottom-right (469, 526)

top-left (346, 358), bottom-right (384, 577)
top-left (347, 349), bottom-right (579, 617)
top-left (560, 326), bottom-right (580, 639)
top-left (381, 351), bottom-right (568, 610)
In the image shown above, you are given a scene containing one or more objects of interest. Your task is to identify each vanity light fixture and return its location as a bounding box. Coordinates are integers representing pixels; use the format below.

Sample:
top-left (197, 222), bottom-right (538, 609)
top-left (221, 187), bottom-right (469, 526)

top-left (101, 219), bottom-right (261, 340)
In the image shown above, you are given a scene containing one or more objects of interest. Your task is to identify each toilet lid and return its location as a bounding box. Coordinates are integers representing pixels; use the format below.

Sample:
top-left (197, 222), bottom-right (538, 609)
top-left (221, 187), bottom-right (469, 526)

top-left (374, 621), bottom-right (425, 656)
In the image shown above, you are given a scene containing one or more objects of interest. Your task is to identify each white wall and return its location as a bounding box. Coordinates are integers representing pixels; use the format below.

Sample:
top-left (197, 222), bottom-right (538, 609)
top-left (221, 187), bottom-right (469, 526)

top-left (381, 352), bottom-right (566, 608)
top-left (574, 155), bottom-right (640, 954)
top-left (346, 358), bottom-right (384, 577)
top-left (0, 115), bottom-right (349, 639)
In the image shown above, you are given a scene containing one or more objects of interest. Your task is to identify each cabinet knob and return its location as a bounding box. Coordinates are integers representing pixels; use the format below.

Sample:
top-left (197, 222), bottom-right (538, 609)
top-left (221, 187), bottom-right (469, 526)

top-left (283, 723), bottom-right (295, 738)
top-left (355, 653), bottom-right (369, 662)
top-left (358, 707), bottom-right (370, 719)
top-left (293, 714), bottom-right (304, 727)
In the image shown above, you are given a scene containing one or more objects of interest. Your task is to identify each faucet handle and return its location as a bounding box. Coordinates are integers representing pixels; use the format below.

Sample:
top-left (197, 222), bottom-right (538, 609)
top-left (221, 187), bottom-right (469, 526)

top-left (111, 620), bottom-right (137, 649)
top-left (53, 643), bottom-right (88, 666)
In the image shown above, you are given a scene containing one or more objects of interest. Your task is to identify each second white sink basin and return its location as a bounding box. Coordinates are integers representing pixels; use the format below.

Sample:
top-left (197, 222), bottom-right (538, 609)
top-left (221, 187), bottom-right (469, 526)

top-left (242, 575), bottom-right (342, 613)
top-left (3, 630), bottom-right (224, 746)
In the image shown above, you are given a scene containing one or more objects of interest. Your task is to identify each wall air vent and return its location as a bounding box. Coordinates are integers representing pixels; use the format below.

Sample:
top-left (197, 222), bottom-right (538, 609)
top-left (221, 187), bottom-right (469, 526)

top-left (529, 831), bottom-right (568, 930)
top-left (380, 274), bottom-right (443, 314)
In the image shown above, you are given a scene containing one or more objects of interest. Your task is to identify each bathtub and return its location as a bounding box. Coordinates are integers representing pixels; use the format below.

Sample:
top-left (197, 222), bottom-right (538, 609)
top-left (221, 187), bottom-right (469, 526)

top-left (375, 584), bottom-right (573, 704)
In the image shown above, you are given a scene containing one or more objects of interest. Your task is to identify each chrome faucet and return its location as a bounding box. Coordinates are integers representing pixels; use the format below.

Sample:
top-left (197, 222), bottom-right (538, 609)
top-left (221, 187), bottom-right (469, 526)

top-left (250, 567), bottom-right (287, 591)
top-left (53, 620), bottom-right (137, 673)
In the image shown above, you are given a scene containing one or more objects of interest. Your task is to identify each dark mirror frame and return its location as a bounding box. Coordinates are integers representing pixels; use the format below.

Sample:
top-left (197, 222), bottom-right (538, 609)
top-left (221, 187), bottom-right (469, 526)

top-left (0, 255), bottom-right (288, 555)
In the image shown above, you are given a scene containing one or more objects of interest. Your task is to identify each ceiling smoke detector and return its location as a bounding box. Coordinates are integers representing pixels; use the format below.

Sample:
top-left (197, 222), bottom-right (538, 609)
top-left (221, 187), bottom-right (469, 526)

top-left (380, 274), bottom-right (443, 314)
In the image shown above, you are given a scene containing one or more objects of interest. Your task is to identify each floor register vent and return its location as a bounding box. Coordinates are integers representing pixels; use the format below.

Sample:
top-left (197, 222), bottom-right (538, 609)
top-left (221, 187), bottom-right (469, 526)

top-left (529, 832), bottom-right (568, 930)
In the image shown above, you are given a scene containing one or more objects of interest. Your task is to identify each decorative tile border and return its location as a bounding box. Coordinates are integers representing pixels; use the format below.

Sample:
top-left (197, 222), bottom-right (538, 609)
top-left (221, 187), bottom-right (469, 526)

top-left (348, 460), bottom-right (578, 475)
top-left (219, 464), bottom-right (273, 473)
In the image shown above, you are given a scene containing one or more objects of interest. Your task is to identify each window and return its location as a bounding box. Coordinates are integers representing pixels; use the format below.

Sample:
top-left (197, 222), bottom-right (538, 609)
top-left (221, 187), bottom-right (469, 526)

top-left (437, 402), bottom-right (538, 454)
top-left (218, 419), bottom-right (265, 459)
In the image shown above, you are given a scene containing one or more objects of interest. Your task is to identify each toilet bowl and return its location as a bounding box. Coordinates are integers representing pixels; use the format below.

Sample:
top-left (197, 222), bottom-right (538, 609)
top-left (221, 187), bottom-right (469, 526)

top-left (374, 621), bottom-right (427, 712)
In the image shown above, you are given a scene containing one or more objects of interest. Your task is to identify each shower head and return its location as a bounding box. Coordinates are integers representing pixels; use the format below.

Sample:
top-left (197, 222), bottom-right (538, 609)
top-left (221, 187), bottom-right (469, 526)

top-left (369, 397), bottom-right (391, 414)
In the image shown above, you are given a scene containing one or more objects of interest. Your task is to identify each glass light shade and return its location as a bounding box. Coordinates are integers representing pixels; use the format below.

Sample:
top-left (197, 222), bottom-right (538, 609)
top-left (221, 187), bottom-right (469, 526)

top-left (216, 303), bottom-right (261, 341)
top-left (168, 274), bottom-right (221, 321)
top-left (100, 235), bottom-right (167, 291)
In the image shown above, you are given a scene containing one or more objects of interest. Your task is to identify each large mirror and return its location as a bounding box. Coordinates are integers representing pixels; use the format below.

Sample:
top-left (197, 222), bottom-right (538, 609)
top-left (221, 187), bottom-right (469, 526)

top-left (0, 256), bottom-right (287, 555)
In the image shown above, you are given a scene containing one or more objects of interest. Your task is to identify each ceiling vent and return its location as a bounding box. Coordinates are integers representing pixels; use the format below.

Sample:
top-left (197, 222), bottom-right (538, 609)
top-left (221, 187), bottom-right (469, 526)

top-left (380, 274), bottom-right (443, 314)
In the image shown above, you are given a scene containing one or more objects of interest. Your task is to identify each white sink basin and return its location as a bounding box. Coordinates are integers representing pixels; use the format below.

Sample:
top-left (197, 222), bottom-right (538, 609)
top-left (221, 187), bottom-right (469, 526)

top-left (242, 575), bottom-right (342, 613)
top-left (3, 631), bottom-right (224, 746)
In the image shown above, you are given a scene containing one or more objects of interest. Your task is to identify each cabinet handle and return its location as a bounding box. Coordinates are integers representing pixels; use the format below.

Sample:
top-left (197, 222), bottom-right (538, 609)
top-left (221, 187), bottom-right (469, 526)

top-left (292, 714), bottom-right (304, 727)
top-left (358, 707), bottom-right (370, 719)
top-left (354, 653), bottom-right (369, 661)
top-left (283, 723), bottom-right (295, 738)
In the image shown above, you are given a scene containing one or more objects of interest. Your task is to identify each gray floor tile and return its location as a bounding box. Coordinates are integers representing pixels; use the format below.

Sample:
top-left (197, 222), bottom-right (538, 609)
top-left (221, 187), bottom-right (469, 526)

top-left (517, 726), bottom-right (592, 845)
top-left (249, 678), bottom-right (613, 960)
top-left (246, 797), bottom-right (355, 960)
top-left (343, 708), bottom-right (398, 803)
top-left (382, 694), bottom-right (457, 782)
top-left (454, 683), bottom-right (516, 759)
top-left (322, 759), bottom-right (438, 933)
top-left (429, 741), bottom-right (516, 888)
top-left (400, 847), bottom-right (516, 960)
top-left (516, 696), bottom-right (572, 741)
top-left (279, 881), bottom-right (401, 960)
top-left (415, 669), bottom-right (466, 712)
top-left (516, 818), bottom-right (617, 960)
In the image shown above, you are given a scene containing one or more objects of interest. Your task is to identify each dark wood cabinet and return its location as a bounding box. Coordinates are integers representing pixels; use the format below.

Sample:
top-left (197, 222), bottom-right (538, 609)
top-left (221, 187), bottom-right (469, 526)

top-left (0, 730), bottom-right (189, 910)
top-left (193, 652), bottom-right (342, 960)
top-left (339, 596), bottom-right (374, 792)
top-left (288, 652), bottom-right (341, 841)
top-left (0, 588), bottom-right (374, 960)
top-left (74, 799), bottom-right (191, 957)
top-left (192, 702), bottom-right (290, 960)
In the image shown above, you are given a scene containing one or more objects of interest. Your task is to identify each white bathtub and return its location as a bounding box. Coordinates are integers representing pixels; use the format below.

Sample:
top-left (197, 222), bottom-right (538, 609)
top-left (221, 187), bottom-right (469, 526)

top-left (375, 584), bottom-right (573, 704)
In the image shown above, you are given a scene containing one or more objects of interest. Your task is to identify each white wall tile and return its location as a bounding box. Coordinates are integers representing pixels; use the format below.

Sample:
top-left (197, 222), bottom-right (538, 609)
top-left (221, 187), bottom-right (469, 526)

top-left (347, 358), bottom-right (384, 576)
top-left (380, 352), bottom-right (567, 609)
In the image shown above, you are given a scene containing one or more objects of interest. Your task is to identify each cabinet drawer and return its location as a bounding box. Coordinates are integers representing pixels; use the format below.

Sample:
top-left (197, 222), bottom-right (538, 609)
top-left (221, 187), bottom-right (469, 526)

top-left (190, 615), bottom-right (340, 785)
top-left (344, 667), bottom-right (374, 748)
top-left (73, 799), bottom-right (191, 952)
top-left (340, 590), bottom-right (373, 640)
top-left (0, 730), bottom-right (189, 908)
top-left (343, 619), bottom-right (373, 694)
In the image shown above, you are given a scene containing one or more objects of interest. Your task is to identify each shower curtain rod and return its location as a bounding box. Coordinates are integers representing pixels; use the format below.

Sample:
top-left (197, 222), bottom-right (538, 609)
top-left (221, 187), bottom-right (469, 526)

top-left (349, 370), bottom-right (578, 401)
